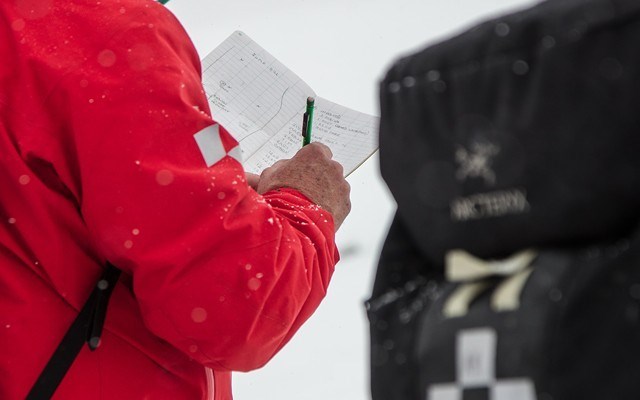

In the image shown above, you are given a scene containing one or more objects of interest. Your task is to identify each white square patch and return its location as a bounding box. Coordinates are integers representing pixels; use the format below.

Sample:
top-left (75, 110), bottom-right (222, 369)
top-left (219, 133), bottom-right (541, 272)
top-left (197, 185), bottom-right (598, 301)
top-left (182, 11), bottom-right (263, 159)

top-left (194, 124), bottom-right (227, 167)
top-left (429, 384), bottom-right (461, 400)
top-left (493, 379), bottom-right (536, 400)
top-left (457, 328), bottom-right (496, 387)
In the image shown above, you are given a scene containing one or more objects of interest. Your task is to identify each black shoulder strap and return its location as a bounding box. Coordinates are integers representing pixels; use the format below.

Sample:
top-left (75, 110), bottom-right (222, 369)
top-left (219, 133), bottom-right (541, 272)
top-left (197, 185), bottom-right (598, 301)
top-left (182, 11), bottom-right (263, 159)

top-left (26, 262), bottom-right (121, 400)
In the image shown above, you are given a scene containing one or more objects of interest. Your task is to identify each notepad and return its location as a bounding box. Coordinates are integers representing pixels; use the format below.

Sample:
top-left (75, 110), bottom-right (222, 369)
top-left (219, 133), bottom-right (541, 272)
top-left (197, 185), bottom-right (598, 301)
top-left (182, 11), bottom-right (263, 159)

top-left (201, 31), bottom-right (379, 176)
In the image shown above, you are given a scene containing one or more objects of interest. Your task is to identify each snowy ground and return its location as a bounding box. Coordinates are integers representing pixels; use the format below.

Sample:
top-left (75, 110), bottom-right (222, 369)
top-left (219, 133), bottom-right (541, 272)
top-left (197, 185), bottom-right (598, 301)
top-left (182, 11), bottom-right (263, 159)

top-left (167, 1), bottom-right (538, 398)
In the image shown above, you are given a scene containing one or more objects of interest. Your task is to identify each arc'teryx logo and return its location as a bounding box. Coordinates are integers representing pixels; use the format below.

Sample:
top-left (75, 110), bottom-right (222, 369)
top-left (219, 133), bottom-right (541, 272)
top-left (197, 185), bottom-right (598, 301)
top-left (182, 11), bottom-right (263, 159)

top-left (455, 141), bottom-right (500, 186)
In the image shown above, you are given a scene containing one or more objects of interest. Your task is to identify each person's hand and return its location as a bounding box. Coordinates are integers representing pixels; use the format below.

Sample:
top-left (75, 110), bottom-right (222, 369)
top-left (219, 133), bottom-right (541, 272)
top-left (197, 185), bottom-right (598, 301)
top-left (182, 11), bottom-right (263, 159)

top-left (245, 172), bottom-right (260, 190)
top-left (256, 143), bottom-right (351, 231)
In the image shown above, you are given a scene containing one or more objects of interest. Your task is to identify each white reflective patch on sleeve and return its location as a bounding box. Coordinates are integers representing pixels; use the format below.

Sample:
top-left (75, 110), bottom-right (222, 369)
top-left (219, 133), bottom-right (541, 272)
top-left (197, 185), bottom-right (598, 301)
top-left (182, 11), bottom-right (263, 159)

top-left (194, 124), bottom-right (226, 167)
top-left (228, 145), bottom-right (243, 165)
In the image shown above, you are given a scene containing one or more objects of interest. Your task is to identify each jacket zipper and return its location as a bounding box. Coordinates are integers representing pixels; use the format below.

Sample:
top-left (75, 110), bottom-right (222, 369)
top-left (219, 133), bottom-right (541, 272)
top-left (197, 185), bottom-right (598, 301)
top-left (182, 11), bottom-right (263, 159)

top-left (205, 367), bottom-right (215, 400)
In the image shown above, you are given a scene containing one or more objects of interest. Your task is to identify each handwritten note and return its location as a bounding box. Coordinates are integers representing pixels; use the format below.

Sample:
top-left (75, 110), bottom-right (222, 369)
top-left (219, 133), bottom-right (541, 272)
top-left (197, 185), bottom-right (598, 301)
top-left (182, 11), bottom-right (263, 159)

top-left (201, 31), bottom-right (379, 176)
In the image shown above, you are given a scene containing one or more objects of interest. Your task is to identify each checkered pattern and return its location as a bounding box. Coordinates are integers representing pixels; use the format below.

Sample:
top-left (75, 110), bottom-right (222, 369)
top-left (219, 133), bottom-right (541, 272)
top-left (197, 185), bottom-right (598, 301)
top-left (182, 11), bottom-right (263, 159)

top-left (427, 329), bottom-right (537, 400)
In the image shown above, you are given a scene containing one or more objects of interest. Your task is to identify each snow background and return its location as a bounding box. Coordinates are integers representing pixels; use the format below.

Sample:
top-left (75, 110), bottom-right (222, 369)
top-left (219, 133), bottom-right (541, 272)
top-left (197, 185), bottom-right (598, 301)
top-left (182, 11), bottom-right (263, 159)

top-left (166, 1), bottom-right (538, 398)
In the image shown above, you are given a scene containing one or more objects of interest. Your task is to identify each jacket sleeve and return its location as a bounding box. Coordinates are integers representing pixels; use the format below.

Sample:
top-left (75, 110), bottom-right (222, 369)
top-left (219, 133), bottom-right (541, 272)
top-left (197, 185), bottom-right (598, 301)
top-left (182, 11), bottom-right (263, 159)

top-left (45, 4), bottom-right (338, 371)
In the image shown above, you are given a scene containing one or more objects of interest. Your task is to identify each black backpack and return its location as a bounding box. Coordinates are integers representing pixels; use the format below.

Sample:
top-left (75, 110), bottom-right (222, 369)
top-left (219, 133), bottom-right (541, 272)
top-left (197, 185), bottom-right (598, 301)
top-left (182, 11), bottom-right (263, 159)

top-left (369, 0), bottom-right (640, 398)
top-left (378, 0), bottom-right (640, 263)
top-left (369, 216), bottom-right (640, 399)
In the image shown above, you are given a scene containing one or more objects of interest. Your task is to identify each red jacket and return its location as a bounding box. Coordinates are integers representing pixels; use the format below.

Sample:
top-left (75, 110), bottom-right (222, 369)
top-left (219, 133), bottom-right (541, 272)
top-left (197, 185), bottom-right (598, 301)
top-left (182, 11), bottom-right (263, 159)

top-left (0, 1), bottom-right (338, 399)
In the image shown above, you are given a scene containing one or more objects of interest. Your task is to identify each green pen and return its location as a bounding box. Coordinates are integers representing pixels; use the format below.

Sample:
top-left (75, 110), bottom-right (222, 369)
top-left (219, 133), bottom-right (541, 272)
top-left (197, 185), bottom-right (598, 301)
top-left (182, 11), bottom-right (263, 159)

top-left (302, 96), bottom-right (315, 146)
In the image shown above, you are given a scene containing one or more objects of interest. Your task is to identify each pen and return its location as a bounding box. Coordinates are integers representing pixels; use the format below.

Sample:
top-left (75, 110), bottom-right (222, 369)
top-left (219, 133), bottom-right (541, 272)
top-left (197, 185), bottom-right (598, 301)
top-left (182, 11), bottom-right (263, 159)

top-left (302, 96), bottom-right (315, 146)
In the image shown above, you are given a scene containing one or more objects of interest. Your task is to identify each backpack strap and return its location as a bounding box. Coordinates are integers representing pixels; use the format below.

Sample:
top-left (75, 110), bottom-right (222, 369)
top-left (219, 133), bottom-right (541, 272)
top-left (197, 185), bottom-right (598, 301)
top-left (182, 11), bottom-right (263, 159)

top-left (26, 262), bottom-right (121, 400)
